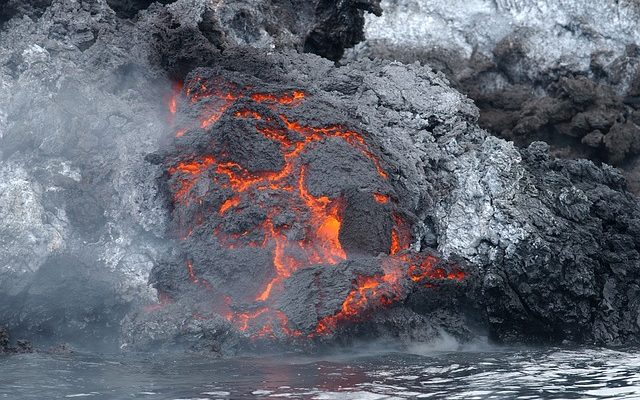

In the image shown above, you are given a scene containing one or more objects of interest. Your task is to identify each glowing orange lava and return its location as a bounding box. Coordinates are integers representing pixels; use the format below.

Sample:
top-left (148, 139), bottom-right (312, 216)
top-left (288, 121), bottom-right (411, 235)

top-left (313, 252), bottom-right (466, 336)
top-left (374, 193), bottom-right (389, 204)
top-left (168, 82), bottom-right (183, 115)
top-left (165, 78), bottom-right (465, 338)
top-left (218, 197), bottom-right (240, 215)
top-left (390, 214), bottom-right (411, 256)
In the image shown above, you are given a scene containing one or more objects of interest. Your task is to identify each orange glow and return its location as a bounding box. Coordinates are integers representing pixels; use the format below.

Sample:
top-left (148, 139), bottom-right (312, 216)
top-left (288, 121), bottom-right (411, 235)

top-left (168, 156), bottom-right (216, 175)
top-left (168, 82), bottom-right (183, 115)
top-left (166, 80), bottom-right (466, 338)
top-left (219, 197), bottom-right (240, 215)
top-left (256, 280), bottom-right (275, 302)
top-left (250, 90), bottom-right (305, 104)
top-left (313, 272), bottom-right (401, 335)
top-left (448, 270), bottom-right (466, 280)
top-left (390, 214), bottom-right (411, 255)
top-left (374, 193), bottom-right (389, 204)
top-left (408, 255), bottom-right (438, 282)
top-left (235, 109), bottom-right (263, 120)
top-left (167, 156), bottom-right (217, 204)
top-left (201, 102), bottom-right (233, 128)
top-left (313, 253), bottom-right (465, 335)
top-left (390, 230), bottom-right (401, 255)
top-left (186, 260), bottom-right (197, 283)
top-left (298, 167), bottom-right (347, 264)
top-left (233, 308), bottom-right (269, 331)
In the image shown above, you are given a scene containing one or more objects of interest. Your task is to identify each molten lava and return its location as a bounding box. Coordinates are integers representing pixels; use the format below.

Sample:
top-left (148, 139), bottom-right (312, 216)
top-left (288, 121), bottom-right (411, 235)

top-left (374, 193), bottom-right (390, 204)
top-left (164, 77), bottom-right (465, 339)
top-left (313, 252), bottom-right (465, 336)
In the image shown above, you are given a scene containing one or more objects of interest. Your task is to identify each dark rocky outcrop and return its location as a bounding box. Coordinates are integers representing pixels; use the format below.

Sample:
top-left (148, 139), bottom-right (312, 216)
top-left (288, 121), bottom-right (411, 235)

top-left (0, 0), bottom-right (52, 26)
top-left (303, 0), bottom-right (382, 61)
top-left (351, 0), bottom-right (640, 195)
top-left (0, 327), bottom-right (33, 355)
top-left (106, 0), bottom-right (175, 18)
top-left (0, 0), bottom-right (639, 353)
top-left (128, 49), bottom-right (640, 351)
top-left (143, 0), bottom-right (381, 79)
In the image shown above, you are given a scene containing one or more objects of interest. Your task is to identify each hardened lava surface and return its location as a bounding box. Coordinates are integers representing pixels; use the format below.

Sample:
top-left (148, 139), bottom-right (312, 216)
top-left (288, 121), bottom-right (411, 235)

top-left (353, 0), bottom-right (640, 193)
top-left (1, 0), bottom-right (640, 354)
top-left (129, 63), bottom-right (471, 351)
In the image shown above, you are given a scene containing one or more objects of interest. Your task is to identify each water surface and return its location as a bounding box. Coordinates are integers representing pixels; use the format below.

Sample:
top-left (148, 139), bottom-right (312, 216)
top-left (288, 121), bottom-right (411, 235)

top-left (2, 345), bottom-right (639, 399)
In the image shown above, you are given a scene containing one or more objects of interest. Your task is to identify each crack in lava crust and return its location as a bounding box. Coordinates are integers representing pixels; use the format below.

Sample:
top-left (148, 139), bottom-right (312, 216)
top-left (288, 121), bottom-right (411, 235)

top-left (157, 73), bottom-right (466, 340)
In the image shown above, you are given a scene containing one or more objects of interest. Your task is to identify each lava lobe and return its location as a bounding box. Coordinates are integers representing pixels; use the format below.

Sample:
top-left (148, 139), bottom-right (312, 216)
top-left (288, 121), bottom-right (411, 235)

top-left (150, 68), bottom-right (465, 340)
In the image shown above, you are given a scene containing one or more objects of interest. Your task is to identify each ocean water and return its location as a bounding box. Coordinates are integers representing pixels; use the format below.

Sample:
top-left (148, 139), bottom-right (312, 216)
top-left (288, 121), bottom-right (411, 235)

top-left (1, 344), bottom-right (640, 399)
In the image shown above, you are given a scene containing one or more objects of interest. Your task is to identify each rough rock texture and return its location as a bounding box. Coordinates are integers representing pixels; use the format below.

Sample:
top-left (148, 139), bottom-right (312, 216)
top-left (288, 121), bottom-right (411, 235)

top-left (350, 0), bottom-right (640, 194)
top-left (0, 1), bottom-right (53, 26)
top-left (1, 0), bottom-right (379, 61)
top-left (1, 0), bottom-right (639, 353)
top-left (143, 0), bottom-right (381, 80)
top-left (0, 327), bottom-right (33, 354)
top-left (303, 0), bottom-right (382, 61)
top-left (0, 0), bottom-right (381, 351)
top-left (105, 0), bottom-right (174, 18)
top-left (124, 49), bottom-right (640, 351)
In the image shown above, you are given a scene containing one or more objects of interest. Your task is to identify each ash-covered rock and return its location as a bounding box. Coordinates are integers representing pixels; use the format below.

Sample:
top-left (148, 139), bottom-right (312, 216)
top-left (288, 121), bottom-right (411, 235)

top-left (351, 0), bottom-right (640, 194)
top-left (0, 0), bottom-right (172, 349)
top-left (0, 0), bottom-right (384, 350)
top-left (1, 0), bottom-right (639, 352)
top-left (130, 48), bottom-right (640, 348)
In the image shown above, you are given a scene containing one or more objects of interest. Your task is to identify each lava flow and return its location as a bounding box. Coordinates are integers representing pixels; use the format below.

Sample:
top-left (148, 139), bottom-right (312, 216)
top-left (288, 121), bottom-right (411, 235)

top-left (314, 236), bottom-right (465, 336)
top-left (161, 76), bottom-right (465, 339)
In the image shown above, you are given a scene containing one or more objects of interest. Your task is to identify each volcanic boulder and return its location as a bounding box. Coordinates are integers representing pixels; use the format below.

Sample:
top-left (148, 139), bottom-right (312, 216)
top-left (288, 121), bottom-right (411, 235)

top-left (0, 0), bottom-right (380, 350)
top-left (141, 61), bottom-right (469, 348)
top-left (128, 49), bottom-right (640, 351)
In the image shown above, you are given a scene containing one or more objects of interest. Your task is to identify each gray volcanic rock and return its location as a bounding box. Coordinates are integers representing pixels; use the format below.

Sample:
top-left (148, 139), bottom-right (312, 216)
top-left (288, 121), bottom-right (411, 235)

top-left (133, 48), bottom-right (640, 348)
top-left (1, 0), bottom-right (639, 352)
top-left (0, 0), bottom-right (171, 349)
top-left (0, 0), bottom-right (52, 26)
top-left (351, 0), bottom-right (640, 194)
top-left (0, 0), bottom-right (381, 350)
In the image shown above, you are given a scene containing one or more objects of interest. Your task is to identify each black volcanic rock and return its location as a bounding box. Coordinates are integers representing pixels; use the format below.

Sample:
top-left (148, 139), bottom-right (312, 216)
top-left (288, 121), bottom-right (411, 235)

top-left (140, 0), bottom-right (380, 78)
top-left (0, 0), bottom-right (639, 352)
top-left (350, 0), bottom-right (640, 195)
top-left (106, 0), bottom-right (175, 18)
top-left (131, 48), bottom-right (640, 349)
top-left (0, 327), bottom-right (33, 355)
top-left (0, 327), bottom-right (8, 352)
top-left (0, 0), bottom-right (52, 26)
top-left (304, 0), bottom-right (382, 61)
